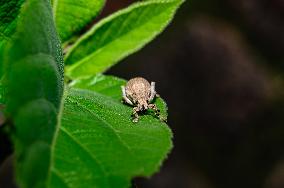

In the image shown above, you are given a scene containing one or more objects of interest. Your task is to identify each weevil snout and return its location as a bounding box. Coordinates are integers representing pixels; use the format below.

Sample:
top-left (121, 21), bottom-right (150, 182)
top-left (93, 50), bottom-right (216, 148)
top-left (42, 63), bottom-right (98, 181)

top-left (138, 99), bottom-right (148, 110)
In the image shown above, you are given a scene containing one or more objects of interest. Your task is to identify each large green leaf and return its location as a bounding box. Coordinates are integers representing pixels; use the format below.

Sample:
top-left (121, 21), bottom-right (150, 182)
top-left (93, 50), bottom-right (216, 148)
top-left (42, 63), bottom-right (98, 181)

top-left (0, 0), bottom-right (24, 45)
top-left (4, 0), bottom-right (64, 187)
top-left (49, 75), bottom-right (172, 188)
top-left (52, 0), bottom-right (105, 43)
top-left (65, 0), bottom-right (184, 79)
top-left (0, 0), bottom-right (25, 77)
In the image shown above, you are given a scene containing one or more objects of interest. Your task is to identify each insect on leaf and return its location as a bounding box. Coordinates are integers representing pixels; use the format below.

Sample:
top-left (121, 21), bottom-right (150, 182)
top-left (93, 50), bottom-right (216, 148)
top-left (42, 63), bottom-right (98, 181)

top-left (65, 0), bottom-right (184, 79)
top-left (49, 75), bottom-right (172, 188)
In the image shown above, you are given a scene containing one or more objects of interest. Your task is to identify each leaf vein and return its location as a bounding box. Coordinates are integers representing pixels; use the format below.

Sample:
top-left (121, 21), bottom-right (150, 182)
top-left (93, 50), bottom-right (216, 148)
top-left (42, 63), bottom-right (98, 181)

top-left (66, 97), bottom-right (134, 157)
top-left (60, 126), bottom-right (109, 177)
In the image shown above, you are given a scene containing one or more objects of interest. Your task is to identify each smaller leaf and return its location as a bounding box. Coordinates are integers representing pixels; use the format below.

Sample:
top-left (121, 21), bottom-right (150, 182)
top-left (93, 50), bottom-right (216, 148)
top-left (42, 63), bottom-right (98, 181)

top-left (71, 74), bottom-right (168, 119)
top-left (49, 75), bottom-right (172, 188)
top-left (70, 74), bottom-right (126, 100)
top-left (65, 0), bottom-right (184, 79)
top-left (52, 0), bottom-right (106, 43)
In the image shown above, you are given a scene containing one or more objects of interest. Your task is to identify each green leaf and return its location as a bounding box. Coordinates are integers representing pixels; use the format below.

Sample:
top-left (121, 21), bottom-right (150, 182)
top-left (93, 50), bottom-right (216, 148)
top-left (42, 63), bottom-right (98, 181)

top-left (0, 0), bottom-right (24, 44)
top-left (52, 0), bottom-right (105, 43)
top-left (49, 75), bottom-right (172, 188)
top-left (0, 0), bottom-right (25, 76)
top-left (65, 0), bottom-right (184, 79)
top-left (4, 0), bottom-right (64, 187)
top-left (70, 75), bottom-right (168, 118)
top-left (0, 83), bottom-right (4, 104)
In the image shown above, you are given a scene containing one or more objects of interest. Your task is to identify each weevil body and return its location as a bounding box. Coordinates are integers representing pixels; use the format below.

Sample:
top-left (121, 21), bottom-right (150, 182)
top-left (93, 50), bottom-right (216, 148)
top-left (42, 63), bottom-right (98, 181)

top-left (121, 77), bottom-right (160, 122)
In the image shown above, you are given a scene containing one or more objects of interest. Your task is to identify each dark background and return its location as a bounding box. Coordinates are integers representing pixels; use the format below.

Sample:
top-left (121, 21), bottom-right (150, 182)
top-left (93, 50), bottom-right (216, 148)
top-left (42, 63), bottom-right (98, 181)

top-left (1, 0), bottom-right (284, 188)
top-left (107, 0), bottom-right (284, 188)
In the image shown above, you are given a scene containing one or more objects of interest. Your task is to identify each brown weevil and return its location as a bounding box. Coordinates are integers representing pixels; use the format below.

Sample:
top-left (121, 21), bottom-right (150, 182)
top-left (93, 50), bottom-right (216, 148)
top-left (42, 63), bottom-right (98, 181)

top-left (121, 77), bottom-right (160, 122)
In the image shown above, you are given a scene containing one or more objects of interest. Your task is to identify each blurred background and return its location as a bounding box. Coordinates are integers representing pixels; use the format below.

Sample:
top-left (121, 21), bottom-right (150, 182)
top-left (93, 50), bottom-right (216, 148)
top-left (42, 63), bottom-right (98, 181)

top-left (106, 0), bottom-right (284, 187)
top-left (1, 0), bottom-right (284, 188)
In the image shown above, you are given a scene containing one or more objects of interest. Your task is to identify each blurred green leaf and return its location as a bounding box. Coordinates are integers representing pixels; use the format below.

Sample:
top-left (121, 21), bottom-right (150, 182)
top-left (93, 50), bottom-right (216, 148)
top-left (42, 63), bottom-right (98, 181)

top-left (0, 0), bottom-right (25, 77)
top-left (4, 0), bottom-right (64, 187)
top-left (0, 0), bottom-right (24, 45)
top-left (49, 75), bottom-right (172, 188)
top-left (52, 0), bottom-right (105, 43)
top-left (65, 0), bottom-right (184, 79)
top-left (0, 80), bottom-right (5, 104)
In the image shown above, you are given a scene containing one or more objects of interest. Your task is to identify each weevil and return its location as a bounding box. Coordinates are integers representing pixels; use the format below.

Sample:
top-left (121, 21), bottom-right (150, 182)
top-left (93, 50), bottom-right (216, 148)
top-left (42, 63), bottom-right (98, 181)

top-left (121, 77), bottom-right (160, 122)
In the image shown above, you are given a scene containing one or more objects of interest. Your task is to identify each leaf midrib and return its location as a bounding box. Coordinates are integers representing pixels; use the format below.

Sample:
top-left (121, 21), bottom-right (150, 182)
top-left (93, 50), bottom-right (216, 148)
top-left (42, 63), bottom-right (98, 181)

top-left (65, 0), bottom-right (177, 72)
top-left (60, 126), bottom-right (109, 177)
top-left (46, 88), bottom-right (65, 186)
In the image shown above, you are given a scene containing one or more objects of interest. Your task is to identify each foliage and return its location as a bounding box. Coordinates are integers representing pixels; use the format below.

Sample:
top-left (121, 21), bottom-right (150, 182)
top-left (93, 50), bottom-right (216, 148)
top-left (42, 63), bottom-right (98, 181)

top-left (0, 0), bottom-right (25, 78)
top-left (64, 0), bottom-right (184, 79)
top-left (0, 0), bottom-right (183, 187)
top-left (3, 0), bottom-right (64, 187)
top-left (51, 0), bottom-right (106, 43)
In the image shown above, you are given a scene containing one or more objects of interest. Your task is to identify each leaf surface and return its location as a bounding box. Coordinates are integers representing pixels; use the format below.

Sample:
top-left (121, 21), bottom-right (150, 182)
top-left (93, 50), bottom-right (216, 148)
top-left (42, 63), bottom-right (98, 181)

top-left (52, 0), bottom-right (105, 43)
top-left (4, 0), bottom-right (64, 187)
top-left (65, 0), bottom-right (184, 79)
top-left (0, 0), bottom-right (25, 77)
top-left (0, 78), bottom-right (5, 104)
top-left (0, 0), bottom-right (24, 45)
top-left (49, 75), bottom-right (172, 188)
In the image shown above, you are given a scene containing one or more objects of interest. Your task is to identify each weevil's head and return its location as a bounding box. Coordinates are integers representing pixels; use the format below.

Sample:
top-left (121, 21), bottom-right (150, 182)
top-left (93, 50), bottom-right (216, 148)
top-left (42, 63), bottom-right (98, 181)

top-left (138, 99), bottom-right (149, 110)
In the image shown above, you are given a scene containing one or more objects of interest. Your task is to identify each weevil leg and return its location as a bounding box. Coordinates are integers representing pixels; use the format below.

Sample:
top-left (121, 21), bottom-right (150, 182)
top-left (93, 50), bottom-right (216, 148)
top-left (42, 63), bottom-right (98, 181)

top-left (149, 82), bottom-right (157, 102)
top-left (149, 104), bottom-right (160, 116)
top-left (148, 103), bottom-right (166, 122)
top-left (121, 86), bottom-right (133, 105)
top-left (132, 107), bottom-right (140, 123)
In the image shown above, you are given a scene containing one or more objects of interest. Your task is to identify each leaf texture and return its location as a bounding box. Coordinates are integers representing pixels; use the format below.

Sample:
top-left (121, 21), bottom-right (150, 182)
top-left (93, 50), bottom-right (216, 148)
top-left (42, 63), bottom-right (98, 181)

top-left (49, 75), bottom-right (172, 188)
top-left (3, 0), bottom-right (64, 187)
top-left (65, 0), bottom-right (184, 79)
top-left (52, 0), bottom-right (105, 43)
top-left (0, 0), bottom-right (25, 77)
